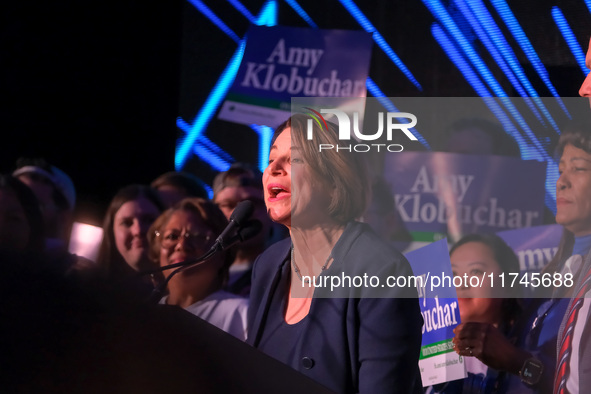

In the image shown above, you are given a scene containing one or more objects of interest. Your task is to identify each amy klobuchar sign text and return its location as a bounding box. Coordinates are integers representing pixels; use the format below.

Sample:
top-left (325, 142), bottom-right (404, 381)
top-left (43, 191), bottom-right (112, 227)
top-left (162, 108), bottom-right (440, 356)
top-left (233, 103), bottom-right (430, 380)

top-left (219, 25), bottom-right (372, 128)
top-left (383, 152), bottom-right (547, 242)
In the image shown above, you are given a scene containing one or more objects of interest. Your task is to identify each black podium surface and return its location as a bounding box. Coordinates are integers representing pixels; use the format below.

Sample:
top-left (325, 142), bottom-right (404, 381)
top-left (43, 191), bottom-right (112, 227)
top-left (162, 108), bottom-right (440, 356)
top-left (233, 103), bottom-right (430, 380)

top-left (0, 254), bottom-right (333, 393)
top-left (9, 304), bottom-right (334, 393)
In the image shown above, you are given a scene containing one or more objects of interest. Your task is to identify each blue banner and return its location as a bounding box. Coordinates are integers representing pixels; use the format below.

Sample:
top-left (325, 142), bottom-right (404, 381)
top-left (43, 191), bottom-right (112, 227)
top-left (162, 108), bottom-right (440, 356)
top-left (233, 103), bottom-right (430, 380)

top-left (219, 25), bottom-right (372, 128)
top-left (405, 239), bottom-right (466, 386)
top-left (496, 224), bottom-right (562, 273)
top-left (384, 152), bottom-right (547, 243)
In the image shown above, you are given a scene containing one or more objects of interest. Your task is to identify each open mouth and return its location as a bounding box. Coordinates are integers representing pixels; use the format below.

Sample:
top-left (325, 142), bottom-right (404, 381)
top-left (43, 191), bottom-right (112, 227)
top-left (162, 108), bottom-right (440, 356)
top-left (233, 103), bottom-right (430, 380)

top-left (268, 184), bottom-right (290, 200)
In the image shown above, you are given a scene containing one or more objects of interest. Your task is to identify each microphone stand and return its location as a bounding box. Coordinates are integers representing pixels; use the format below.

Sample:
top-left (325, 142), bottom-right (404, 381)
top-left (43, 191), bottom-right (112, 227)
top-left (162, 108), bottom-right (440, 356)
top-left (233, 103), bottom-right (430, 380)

top-left (144, 208), bottom-right (261, 305)
top-left (146, 244), bottom-right (221, 305)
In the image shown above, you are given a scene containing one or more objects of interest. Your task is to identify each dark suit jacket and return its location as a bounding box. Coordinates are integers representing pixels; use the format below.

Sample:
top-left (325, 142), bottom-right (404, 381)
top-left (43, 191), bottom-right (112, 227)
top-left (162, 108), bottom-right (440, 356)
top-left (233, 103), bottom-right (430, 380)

top-left (247, 222), bottom-right (423, 394)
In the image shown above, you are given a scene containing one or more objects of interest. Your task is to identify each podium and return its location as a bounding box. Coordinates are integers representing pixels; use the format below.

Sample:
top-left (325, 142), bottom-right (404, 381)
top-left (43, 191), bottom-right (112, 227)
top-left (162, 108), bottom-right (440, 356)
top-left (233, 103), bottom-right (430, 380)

top-left (7, 302), bottom-right (334, 393)
top-left (0, 251), bottom-right (333, 393)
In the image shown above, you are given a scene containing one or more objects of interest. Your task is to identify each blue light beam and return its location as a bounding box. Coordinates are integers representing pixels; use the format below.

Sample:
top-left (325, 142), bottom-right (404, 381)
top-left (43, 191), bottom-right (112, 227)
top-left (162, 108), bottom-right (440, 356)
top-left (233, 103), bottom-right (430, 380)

top-left (176, 1), bottom-right (277, 170)
top-left (227, 0), bottom-right (256, 23)
top-left (431, 24), bottom-right (533, 158)
top-left (250, 124), bottom-right (274, 172)
top-left (462, 0), bottom-right (564, 129)
top-left (453, 0), bottom-right (550, 127)
top-left (338, 0), bottom-right (422, 91)
top-left (422, 0), bottom-right (508, 98)
top-left (552, 7), bottom-right (589, 75)
top-left (366, 78), bottom-right (431, 149)
top-left (194, 145), bottom-right (232, 173)
top-left (489, 0), bottom-right (567, 103)
top-left (283, 0), bottom-right (318, 28)
top-left (187, 0), bottom-right (241, 44)
top-left (175, 41), bottom-right (246, 169)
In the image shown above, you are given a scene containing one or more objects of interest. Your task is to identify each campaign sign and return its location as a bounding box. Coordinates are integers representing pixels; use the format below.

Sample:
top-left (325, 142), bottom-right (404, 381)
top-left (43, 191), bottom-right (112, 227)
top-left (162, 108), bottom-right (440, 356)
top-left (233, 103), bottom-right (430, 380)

top-left (218, 25), bottom-right (372, 128)
top-left (384, 152), bottom-right (547, 243)
top-left (497, 224), bottom-right (562, 273)
top-left (405, 239), bottom-right (466, 387)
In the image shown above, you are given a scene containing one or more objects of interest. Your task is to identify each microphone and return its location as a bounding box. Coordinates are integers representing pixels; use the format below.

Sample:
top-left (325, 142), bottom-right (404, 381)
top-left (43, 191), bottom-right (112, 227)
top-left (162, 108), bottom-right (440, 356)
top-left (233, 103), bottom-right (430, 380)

top-left (147, 206), bottom-right (260, 304)
top-left (214, 200), bottom-right (255, 250)
top-left (140, 200), bottom-right (257, 278)
top-left (221, 219), bottom-right (262, 250)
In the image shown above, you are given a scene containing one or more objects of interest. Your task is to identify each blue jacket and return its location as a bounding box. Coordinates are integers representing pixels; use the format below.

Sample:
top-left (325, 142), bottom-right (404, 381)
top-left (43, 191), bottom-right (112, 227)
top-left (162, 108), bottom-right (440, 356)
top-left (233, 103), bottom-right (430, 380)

top-left (247, 222), bottom-right (423, 393)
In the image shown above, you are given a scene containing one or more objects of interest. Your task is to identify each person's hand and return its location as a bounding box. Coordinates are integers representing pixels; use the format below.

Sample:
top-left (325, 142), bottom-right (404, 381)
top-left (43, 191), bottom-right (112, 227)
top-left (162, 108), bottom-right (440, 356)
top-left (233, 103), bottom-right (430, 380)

top-left (452, 322), bottom-right (529, 374)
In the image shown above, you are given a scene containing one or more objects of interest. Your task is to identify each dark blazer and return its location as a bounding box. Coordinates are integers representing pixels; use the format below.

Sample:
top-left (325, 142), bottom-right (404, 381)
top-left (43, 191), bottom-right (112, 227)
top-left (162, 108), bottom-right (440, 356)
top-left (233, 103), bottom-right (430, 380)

top-left (247, 222), bottom-right (423, 394)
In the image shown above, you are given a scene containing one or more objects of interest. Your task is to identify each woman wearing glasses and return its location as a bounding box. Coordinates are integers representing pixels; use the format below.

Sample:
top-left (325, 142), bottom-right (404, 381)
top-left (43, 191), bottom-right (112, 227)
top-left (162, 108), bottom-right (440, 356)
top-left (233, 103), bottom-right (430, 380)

top-left (148, 197), bottom-right (248, 341)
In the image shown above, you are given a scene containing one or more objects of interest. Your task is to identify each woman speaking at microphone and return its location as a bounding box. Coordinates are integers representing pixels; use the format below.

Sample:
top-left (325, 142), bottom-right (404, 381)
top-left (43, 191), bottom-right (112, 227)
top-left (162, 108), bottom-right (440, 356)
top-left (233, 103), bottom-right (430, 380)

top-left (147, 197), bottom-right (248, 340)
top-left (247, 114), bottom-right (423, 393)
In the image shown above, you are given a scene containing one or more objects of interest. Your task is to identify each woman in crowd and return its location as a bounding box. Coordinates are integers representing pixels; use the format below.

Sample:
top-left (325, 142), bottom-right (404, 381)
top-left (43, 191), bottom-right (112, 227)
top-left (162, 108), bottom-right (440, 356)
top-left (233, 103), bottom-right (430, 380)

top-left (246, 114), bottom-right (423, 393)
top-left (452, 126), bottom-right (591, 393)
top-left (148, 197), bottom-right (248, 341)
top-left (429, 234), bottom-right (521, 393)
top-left (96, 184), bottom-right (165, 301)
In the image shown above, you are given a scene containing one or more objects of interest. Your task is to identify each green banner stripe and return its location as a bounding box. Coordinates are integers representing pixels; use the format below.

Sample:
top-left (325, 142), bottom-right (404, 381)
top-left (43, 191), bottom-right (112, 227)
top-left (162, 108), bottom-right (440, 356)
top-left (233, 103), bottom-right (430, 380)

top-left (419, 338), bottom-right (455, 360)
top-left (225, 92), bottom-right (288, 110)
top-left (410, 231), bottom-right (447, 243)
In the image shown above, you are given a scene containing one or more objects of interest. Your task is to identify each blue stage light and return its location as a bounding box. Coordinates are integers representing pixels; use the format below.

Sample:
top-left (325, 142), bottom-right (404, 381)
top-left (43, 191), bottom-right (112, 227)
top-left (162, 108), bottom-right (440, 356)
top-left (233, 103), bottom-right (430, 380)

top-left (176, 1), bottom-right (278, 171)
top-left (250, 124), bottom-right (274, 172)
top-left (257, 0), bottom-right (277, 26)
top-left (431, 25), bottom-right (535, 158)
top-left (175, 41), bottom-right (246, 169)
top-left (338, 0), bottom-right (422, 91)
top-left (227, 0), bottom-right (256, 23)
top-left (497, 97), bottom-right (548, 154)
top-left (422, 0), bottom-right (508, 98)
top-left (454, 0), bottom-right (526, 97)
top-left (194, 144), bottom-right (232, 173)
top-left (204, 184), bottom-right (214, 200)
top-left (198, 136), bottom-right (235, 163)
top-left (452, 0), bottom-right (555, 129)
top-left (463, 0), bottom-right (567, 125)
top-left (426, 0), bottom-right (556, 157)
top-left (366, 78), bottom-right (431, 150)
top-left (177, 119), bottom-right (234, 169)
top-left (284, 0), bottom-right (318, 28)
top-left (552, 7), bottom-right (589, 76)
top-left (187, 0), bottom-right (241, 44)
top-left (489, 0), bottom-right (567, 104)
top-left (283, 0), bottom-right (430, 149)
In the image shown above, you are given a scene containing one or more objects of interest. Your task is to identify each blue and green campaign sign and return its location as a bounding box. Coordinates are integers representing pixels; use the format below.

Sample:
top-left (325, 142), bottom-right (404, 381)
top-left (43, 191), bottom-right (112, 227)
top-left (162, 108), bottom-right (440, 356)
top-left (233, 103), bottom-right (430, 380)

top-left (219, 25), bottom-right (372, 128)
top-left (384, 152), bottom-right (547, 243)
top-left (497, 224), bottom-right (562, 273)
top-left (405, 239), bottom-right (466, 387)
